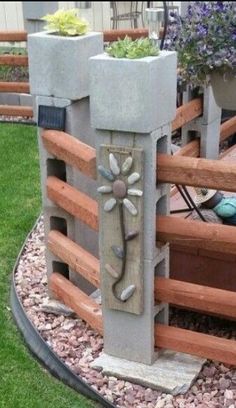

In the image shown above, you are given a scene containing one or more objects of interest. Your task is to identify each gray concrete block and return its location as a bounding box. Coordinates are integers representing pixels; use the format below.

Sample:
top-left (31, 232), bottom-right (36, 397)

top-left (65, 97), bottom-right (99, 259)
top-left (43, 206), bottom-right (75, 288)
top-left (200, 116), bottom-right (221, 159)
top-left (69, 270), bottom-right (97, 296)
top-left (22, 1), bottom-right (58, 20)
top-left (95, 124), bottom-right (171, 364)
top-left (65, 98), bottom-right (98, 259)
top-left (102, 259), bottom-right (157, 364)
top-left (90, 51), bottom-right (177, 133)
top-left (43, 206), bottom-right (75, 244)
top-left (0, 92), bottom-right (20, 105)
top-left (92, 351), bottom-right (205, 394)
top-left (200, 86), bottom-right (222, 125)
top-left (19, 93), bottom-right (33, 107)
top-left (28, 31), bottom-right (103, 100)
top-left (38, 129), bottom-right (73, 208)
top-left (66, 98), bottom-right (97, 146)
top-left (95, 126), bottom-right (171, 261)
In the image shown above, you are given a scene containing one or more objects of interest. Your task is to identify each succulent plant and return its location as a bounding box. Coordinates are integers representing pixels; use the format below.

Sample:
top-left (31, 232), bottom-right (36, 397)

top-left (106, 36), bottom-right (159, 59)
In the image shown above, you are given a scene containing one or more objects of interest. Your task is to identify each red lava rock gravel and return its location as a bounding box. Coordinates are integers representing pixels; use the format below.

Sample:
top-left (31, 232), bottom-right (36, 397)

top-left (14, 217), bottom-right (236, 408)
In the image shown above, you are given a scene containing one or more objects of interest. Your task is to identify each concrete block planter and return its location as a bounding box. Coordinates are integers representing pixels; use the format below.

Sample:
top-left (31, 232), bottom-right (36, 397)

top-left (28, 31), bottom-right (103, 100)
top-left (211, 73), bottom-right (236, 111)
top-left (90, 51), bottom-right (177, 133)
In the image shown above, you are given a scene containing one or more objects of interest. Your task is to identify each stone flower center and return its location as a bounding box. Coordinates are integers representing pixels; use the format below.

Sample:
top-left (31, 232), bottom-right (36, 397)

top-left (113, 180), bottom-right (127, 199)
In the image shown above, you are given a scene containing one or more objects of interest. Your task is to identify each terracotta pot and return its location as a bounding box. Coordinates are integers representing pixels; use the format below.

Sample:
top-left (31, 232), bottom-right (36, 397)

top-left (211, 72), bottom-right (236, 111)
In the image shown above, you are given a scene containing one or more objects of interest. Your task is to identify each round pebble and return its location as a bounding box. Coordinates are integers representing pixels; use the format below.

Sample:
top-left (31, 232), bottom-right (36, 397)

top-left (113, 179), bottom-right (127, 198)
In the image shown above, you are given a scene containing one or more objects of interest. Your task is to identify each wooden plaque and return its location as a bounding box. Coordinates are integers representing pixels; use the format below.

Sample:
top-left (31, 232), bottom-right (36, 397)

top-left (98, 144), bottom-right (144, 315)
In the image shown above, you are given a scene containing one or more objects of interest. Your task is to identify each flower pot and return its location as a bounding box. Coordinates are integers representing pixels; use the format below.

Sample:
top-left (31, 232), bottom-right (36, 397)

top-left (28, 31), bottom-right (103, 100)
top-left (211, 73), bottom-right (236, 111)
top-left (89, 51), bottom-right (177, 133)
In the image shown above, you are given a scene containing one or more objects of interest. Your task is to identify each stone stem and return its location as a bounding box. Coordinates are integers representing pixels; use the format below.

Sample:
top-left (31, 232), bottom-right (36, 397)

top-left (112, 202), bottom-right (127, 301)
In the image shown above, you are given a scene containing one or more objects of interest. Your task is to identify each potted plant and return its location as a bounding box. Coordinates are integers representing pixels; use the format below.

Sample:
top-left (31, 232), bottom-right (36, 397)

top-left (165, 1), bottom-right (236, 110)
top-left (28, 8), bottom-right (103, 100)
top-left (90, 36), bottom-right (177, 133)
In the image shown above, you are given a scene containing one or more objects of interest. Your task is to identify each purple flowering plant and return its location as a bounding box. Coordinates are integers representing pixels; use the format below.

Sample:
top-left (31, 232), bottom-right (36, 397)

top-left (165, 1), bottom-right (236, 88)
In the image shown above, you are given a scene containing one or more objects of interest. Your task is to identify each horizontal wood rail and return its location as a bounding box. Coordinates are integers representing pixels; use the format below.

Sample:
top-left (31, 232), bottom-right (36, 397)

top-left (0, 105), bottom-right (33, 117)
top-left (220, 144), bottom-right (236, 159)
top-left (47, 176), bottom-right (98, 231)
top-left (155, 324), bottom-right (236, 366)
top-left (103, 28), bottom-right (148, 42)
top-left (0, 31), bottom-right (27, 42)
top-left (157, 215), bottom-right (236, 255)
top-left (0, 55), bottom-right (28, 66)
top-left (155, 277), bottom-right (236, 320)
top-left (220, 116), bottom-right (236, 143)
top-left (172, 97), bottom-right (203, 132)
top-left (0, 81), bottom-right (30, 93)
top-left (172, 115), bottom-right (236, 159)
top-left (41, 101), bottom-right (202, 176)
top-left (42, 130), bottom-right (96, 179)
top-left (174, 139), bottom-right (199, 158)
top-left (157, 153), bottom-right (236, 192)
top-left (49, 273), bottom-right (103, 334)
top-left (48, 230), bottom-right (100, 288)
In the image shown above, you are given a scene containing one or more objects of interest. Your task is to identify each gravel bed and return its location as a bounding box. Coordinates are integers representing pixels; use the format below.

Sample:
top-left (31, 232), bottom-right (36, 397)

top-left (14, 217), bottom-right (236, 408)
top-left (0, 115), bottom-right (35, 125)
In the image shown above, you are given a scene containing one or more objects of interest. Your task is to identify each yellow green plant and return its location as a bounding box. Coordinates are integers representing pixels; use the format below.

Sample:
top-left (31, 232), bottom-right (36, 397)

top-left (106, 36), bottom-right (159, 59)
top-left (42, 8), bottom-right (89, 36)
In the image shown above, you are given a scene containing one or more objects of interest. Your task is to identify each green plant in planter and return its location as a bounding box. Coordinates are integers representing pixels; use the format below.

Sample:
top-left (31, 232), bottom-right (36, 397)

top-left (106, 36), bottom-right (159, 59)
top-left (42, 8), bottom-right (89, 36)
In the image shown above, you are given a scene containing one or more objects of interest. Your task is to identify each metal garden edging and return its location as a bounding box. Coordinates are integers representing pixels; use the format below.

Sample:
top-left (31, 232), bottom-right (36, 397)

top-left (10, 215), bottom-right (115, 408)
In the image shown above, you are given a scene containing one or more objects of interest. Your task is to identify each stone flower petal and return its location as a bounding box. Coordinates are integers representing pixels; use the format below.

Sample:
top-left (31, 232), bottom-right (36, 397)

top-left (127, 172), bottom-right (140, 185)
top-left (121, 156), bottom-right (133, 175)
top-left (104, 198), bottom-right (117, 212)
top-left (109, 153), bottom-right (120, 176)
top-left (105, 263), bottom-right (119, 279)
top-left (125, 230), bottom-right (139, 241)
top-left (120, 284), bottom-right (136, 301)
top-left (123, 198), bottom-right (138, 216)
top-left (97, 185), bottom-right (112, 194)
top-left (98, 165), bottom-right (114, 181)
top-left (127, 188), bottom-right (143, 197)
top-left (111, 245), bottom-right (124, 259)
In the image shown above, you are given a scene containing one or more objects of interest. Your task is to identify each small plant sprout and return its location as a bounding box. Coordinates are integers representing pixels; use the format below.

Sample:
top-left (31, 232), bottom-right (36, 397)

top-left (106, 36), bottom-right (159, 59)
top-left (42, 8), bottom-right (89, 37)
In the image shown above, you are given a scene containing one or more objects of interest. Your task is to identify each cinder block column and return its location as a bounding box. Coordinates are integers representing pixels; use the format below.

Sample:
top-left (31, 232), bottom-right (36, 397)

top-left (182, 86), bottom-right (222, 159)
top-left (90, 51), bottom-right (177, 365)
top-left (28, 31), bottom-right (103, 294)
top-left (199, 86), bottom-right (222, 159)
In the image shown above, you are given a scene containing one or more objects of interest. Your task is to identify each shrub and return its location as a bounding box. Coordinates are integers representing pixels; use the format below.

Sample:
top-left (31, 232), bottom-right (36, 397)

top-left (42, 8), bottom-right (89, 36)
top-left (165, 1), bottom-right (236, 87)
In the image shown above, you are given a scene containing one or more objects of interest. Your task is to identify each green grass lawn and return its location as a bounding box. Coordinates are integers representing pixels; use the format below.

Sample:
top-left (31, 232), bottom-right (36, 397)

top-left (0, 123), bottom-right (96, 408)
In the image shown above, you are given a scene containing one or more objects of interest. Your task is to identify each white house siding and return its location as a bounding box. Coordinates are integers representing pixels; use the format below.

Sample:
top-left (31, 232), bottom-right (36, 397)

top-left (0, 2), bottom-right (24, 30)
top-left (0, 1), bottom-right (182, 33)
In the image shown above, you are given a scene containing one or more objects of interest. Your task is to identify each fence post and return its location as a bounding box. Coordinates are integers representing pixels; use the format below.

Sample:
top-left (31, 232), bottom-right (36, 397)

top-left (89, 51), bottom-right (176, 369)
top-left (28, 31), bottom-right (103, 294)
top-left (182, 86), bottom-right (222, 159)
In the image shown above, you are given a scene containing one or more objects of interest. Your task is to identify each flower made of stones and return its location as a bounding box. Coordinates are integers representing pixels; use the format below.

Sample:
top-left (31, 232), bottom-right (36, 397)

top-left (97, 153), bottom-right (143, 215)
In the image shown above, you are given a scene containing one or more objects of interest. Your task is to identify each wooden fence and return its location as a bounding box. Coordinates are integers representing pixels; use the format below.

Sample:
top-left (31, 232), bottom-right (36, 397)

top-left (0, 30), bottom-right (33, 118)
top-left (42, 104), bottom-right (236, 365)
top-left (4, 29), bottom-right (236, 366)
